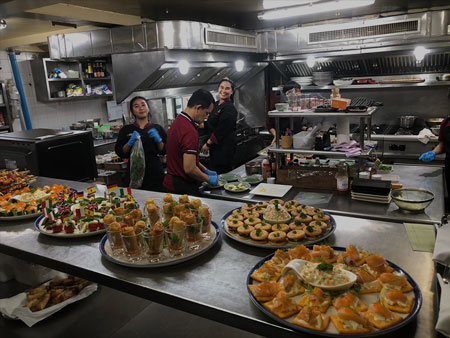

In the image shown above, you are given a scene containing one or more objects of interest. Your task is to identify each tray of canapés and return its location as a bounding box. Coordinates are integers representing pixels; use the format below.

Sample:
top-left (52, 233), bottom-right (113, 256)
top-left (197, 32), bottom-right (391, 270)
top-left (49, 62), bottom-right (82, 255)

top-left (247, 244), bottom-right (422, 337)
top-left (221, 200), bottom-right (336, 249)
top-left (35, 192), bottom-right (136, 237)
top-left (99, 193), bottom-right (220, 267)
top-left (0, 185), bottom-right (76, 221)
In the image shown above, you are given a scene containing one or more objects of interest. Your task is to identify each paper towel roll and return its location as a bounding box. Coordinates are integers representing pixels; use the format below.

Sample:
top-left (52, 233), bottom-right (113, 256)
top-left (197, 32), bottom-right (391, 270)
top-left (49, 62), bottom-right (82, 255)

top-left (336, 116), bottom-right (350, 144)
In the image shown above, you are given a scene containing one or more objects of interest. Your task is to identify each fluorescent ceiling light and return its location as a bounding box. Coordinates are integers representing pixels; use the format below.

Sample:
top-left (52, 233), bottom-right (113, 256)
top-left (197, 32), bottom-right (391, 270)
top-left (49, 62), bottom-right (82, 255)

top-left (263, 0), bottom-right (320, 9)
top-left (235, 60), bottom-right (245, 72)
top-left (0, 19), bottom-right (6, 30)
top-left (259, 0), bottom-right (376, 20)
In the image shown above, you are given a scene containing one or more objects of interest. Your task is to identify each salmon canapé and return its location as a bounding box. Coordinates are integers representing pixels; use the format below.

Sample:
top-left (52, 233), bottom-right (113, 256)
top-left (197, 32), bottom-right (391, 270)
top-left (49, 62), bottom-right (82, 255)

top-left (293, 306), bottom-right (330, 331)
top-left (378, 273), bottom-right (414, 292)
top-left (332, 292), bottom-right (368, 312)
top-left (337, 245), bottom-right (367, 266)
top-left (363, 301), bottom-right (403, 329)
top-left (248, 281), bottom-right (280, 302)
top-left (365, 254), bottom-right (394, 275)
top-left (298, 287), bottom-right (331, 313)
top-left (280, 274), bottom-right (305, 297)
top-left (288, 245), bottom-right (311, 261)
top-left (263, 291), bottom-right (299, 319)
top-left (380, 288), bottom-right (414, 313)
top-left (311, 245), bottom-right (337, 263)
top-left (331, 307), bottom-right (372, 334)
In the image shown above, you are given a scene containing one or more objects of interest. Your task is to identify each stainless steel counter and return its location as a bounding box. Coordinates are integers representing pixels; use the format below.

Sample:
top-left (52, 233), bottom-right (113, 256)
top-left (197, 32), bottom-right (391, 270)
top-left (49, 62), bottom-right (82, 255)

top-left (0, 177), bottom-right (436, 338)
top-left (202, 163), bottom-right (445, 225)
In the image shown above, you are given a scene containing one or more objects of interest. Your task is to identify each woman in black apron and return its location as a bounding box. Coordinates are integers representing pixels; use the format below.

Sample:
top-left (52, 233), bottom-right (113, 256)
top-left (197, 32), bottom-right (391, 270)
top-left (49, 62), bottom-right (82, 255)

top-left (201, 78), bottom-right (237, 174)
top-left (115, 96), bottom-right (167, 191)
top-left (419, 116), bottom-right (450, 208)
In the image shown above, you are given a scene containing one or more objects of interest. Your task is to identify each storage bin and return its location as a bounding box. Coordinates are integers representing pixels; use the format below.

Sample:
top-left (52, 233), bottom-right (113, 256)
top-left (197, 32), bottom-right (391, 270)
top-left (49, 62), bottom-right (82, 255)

top-left (293, 131), bottom-right (314, 150)
top-left (277, 165), bottom-right (337, 190)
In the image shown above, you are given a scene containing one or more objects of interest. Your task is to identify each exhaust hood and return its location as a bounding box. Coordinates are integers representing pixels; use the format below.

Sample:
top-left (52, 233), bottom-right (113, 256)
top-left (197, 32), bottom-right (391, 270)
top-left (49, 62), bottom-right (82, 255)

top-left (48, 20), bottom-right (267, 102)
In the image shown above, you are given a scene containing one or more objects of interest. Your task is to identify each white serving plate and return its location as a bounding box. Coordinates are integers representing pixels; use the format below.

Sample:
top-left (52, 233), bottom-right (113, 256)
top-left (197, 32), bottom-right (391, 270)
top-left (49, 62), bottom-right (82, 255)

top-left (250, 183), bottom-right (293, 198)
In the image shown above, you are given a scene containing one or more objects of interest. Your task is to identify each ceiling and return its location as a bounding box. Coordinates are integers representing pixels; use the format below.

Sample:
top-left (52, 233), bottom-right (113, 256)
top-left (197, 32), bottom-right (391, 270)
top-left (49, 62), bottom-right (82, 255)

top-left (1, 0), bottom-right (450, 50)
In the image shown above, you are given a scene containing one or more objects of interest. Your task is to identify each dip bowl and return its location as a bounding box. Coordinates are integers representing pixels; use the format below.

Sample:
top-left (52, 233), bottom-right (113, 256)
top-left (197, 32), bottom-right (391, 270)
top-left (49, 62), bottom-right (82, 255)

top-left (281, 259), bottom-right (357, 291)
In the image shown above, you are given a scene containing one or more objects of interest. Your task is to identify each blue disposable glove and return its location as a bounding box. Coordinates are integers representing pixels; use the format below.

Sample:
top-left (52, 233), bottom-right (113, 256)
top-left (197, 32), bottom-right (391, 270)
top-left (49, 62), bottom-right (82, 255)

top-left (204, 169), bottom-right (217, 176)
top-left (419, 151), bottom-right (436, 162)
top-left (127, 131), bottom-right (140, 147)
top-left (147, 128), bottom-right (162, 144)
top-left (208, 174), bottom-right (218, 186)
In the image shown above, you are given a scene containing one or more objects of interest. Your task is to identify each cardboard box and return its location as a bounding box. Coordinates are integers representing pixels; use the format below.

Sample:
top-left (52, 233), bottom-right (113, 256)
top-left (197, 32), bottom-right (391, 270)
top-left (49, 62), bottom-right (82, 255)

top-left (277, 165), bottom-right (338, 190)
top-left (331, 98), bottom-right (351, 110)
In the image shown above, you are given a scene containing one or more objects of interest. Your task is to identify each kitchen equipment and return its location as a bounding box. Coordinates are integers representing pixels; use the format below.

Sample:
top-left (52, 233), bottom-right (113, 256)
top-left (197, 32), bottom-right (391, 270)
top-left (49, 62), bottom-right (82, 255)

top-left (79, 118), bottom-right (101, 129)
top-left (431, 127), bottom-right (440, 136)
top-left (275, 103), bottom-right (289, 111)
top-left (0, 129), bottom-right (97, 181)
top-left (426, 118), bottom-right (444, 128)
top-left (391, 188), bottom-right (434, 213)
top-left (399, 116), bottom-right (417, 129)
top-left (245, 161), bottom-right (262, 175)
top-left (312, 72), bottom-right (333, 86)
top-left (70, 123), bottom-right (86, 130)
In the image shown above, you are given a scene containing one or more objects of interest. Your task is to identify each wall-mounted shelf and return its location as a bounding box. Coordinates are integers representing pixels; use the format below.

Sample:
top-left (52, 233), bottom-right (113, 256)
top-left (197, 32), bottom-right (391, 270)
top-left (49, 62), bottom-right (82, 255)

top-left (31, 58), bottom-right (113, 102)
top-left (301, 81), bottom-right (450, 91)
top-left (268, 106), bottom-right (377, 117)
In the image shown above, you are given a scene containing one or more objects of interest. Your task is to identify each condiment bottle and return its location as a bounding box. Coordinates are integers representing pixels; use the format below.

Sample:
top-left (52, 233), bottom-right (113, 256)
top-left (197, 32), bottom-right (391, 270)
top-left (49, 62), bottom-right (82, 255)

top-left (262, 158), bottom-right (271, 179)
top-left (336, 162), bottom-right (349, 194)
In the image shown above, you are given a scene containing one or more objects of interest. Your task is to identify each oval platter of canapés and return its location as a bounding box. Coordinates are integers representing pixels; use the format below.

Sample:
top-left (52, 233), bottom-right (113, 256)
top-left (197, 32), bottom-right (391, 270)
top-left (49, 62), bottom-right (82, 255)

top-left (0, 185), bottom-right (76, 221)
top-left (99, 193), bottom-right (220, 267)
top-left (220, 200), bottom-right (336, 249)
top-left (35, 191), bottom-right (136, 237)
top-left (247, 244), bottom-right (422, 337)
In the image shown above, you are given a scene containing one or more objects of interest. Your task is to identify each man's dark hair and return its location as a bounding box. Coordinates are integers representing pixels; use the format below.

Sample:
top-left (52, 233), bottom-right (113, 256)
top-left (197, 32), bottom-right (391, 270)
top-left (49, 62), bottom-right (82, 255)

top-left (282, 81), bottom-right (301, 94)
top-left (187, 89), bottom-right (215, 108)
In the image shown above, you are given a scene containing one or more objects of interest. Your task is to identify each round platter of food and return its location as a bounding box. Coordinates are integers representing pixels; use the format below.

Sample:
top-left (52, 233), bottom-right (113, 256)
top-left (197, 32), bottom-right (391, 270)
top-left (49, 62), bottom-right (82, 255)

top-left (99, 193), bottom-right (220, 268)
top-left (247, 244), bottom-right (422, 337)
top-left (220, 200), bottom-right (336, 249)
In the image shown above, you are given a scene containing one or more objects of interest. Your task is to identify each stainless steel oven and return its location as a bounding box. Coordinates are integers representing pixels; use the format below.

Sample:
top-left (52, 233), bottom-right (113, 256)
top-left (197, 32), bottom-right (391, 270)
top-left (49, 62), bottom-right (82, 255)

top-left (0, 129), bottom-right (97, 181)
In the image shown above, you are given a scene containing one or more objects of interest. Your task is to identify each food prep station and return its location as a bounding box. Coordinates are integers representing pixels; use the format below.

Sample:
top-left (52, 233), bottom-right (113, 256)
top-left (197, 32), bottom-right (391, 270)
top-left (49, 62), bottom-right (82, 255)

top-left (0, 176), bottom-right (437, 338)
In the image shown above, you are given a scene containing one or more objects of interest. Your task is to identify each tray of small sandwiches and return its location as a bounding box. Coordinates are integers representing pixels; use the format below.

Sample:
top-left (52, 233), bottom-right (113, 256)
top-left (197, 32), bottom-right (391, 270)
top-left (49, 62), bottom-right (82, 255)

top-left (220, 200), bottom-right (336, 249)
top-left (247, 244), bottom-right (422, 337)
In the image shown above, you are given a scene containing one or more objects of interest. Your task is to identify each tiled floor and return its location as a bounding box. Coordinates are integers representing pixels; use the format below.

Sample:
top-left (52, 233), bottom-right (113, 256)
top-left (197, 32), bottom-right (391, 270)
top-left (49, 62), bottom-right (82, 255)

top-left (0, 280), bottom-right (263, 338)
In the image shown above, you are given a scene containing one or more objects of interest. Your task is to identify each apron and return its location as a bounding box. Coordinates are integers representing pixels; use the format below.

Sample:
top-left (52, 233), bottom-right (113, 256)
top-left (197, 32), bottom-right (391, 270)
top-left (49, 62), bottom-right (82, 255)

top-left (208, 101), bottom-right (237, 174)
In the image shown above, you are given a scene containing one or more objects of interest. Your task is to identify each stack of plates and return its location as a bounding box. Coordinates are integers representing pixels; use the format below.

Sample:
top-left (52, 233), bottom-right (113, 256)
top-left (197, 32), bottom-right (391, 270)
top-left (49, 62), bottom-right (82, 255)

top-left (312, 72), bottom-right (333, 86)
top-left (333, 78), bottom-right (353, 86)
top-left (351, 178), bottom-right (392, 204)
top-left (291, 77), bottom-right (312, 86)
top-left (351, 191), bottom-right (392, 204)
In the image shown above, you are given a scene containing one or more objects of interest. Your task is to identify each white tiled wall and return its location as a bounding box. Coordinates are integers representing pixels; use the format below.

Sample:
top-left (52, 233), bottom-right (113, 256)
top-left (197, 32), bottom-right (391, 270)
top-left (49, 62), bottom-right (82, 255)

top-left (0, 50), bottom-right (109, 130)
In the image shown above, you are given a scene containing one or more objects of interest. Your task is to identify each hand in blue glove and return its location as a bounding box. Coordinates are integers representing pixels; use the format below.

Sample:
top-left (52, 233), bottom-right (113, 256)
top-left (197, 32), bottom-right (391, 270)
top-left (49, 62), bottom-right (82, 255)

top-left (419, 151), bottom-right (436, 162)
top-left (204, 169), bottom-right (217, 176)
top-left (147, 128), bottom-right (162, 144)
top-left (208, 174), bottom-right (218, 186)
top-left (127, 131), bottom-right (140, 147)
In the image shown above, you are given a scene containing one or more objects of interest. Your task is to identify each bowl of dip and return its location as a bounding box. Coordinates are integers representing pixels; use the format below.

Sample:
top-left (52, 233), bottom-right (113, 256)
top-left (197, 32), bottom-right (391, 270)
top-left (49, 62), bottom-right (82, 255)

top-left (263, 204), bottom-right (291, 224)
top-left (282, 259), bottom-right (357, 291)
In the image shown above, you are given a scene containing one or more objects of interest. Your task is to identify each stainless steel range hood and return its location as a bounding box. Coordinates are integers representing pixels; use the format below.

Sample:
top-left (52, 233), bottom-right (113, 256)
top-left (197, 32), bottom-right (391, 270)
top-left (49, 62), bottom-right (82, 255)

top-left (258, 10), bottom-right (450, 79)
top-left (48, 20), bottom-right (267, 102)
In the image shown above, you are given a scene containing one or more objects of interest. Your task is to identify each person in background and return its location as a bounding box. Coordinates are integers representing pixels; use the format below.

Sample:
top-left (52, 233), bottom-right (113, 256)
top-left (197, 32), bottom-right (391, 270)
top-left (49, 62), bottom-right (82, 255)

top-left (163, 89), bottom-right (218, 196)
top-left (419, 115), bottom-right (450, 207)
top-left (201, 78), bottom-right (238, 174)
top-left (268, 81), bottom-right (310, 145)
top-left (115, 96), bottom-right (167, 192)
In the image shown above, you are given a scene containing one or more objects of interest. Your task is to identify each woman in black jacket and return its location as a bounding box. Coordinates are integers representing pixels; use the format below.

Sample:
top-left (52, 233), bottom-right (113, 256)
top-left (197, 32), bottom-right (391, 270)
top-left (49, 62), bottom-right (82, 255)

top-left (115, 96), bottom-right (167, 191)
top-left (201, 78), bottom-right (238, 174)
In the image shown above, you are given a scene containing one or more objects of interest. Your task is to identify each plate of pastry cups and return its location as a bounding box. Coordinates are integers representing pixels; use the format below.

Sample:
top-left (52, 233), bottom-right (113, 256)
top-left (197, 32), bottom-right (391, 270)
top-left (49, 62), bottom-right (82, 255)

top-left (220, 205), bottom-right (336, 249)
top-left (247, 245), bottom-right (422, 337)
top-left (99, 221), bottom-right (220, 268)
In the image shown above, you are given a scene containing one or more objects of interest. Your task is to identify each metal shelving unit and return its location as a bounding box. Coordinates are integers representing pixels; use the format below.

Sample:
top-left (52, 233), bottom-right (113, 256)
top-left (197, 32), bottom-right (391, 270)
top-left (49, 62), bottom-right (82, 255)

top-left (268, 106), bottom-right (377, 170)
top-left (0, 82), bottom-right (12, 132)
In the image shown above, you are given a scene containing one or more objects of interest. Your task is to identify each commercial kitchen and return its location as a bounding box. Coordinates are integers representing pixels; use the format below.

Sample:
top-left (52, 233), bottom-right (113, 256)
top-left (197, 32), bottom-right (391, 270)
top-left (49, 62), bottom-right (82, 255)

top-left (0, 1), bottom-right (449, 337)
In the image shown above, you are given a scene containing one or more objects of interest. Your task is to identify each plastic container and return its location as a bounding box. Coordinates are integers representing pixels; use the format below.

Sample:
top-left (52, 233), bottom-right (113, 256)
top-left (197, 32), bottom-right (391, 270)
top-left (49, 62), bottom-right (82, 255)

top-left (293, 131), bottom-right (315, 150)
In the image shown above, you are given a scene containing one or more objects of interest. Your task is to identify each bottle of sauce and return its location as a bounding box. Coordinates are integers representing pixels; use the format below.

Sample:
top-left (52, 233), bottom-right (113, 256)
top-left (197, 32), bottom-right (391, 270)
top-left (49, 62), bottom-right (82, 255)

top-left (336, 162), bottom-right (349, 194)
top-left (262, 158), bottom-right (271, 179)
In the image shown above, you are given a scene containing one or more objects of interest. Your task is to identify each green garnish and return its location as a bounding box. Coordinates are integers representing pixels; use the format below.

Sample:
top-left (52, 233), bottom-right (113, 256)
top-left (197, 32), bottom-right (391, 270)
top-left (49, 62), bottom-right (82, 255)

top-left (256, 228), bottom-right (262, 236)
top-left (233, 220), bottom-right (237, 224)
top-left (316, 221), bottom-right (321, 226)
top-left (293, 231), bottom-right (297, 234)
top-left (274, 232), bottom-right (280, 237)
top-left (300, 213), bottom-right (307, 218)
top-left (317, 263), bottom-right (334, 271)
top-left (249, 217), bottom-right (254, 222)
top-left (295, 220), bottom-right (302, 226)
top-left (306, 225), bottom-right (314, 232)
top-left (277, 224), bottom-right (281, 229)
top-left (244, 225), bottom-right (248, 229)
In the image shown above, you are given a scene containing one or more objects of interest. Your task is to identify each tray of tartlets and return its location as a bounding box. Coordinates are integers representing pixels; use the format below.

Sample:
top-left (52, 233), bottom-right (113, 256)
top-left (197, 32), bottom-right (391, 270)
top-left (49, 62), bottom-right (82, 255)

top-left (247, 244), bottom-right (421, 337)
top-left (220, 200), bottom-right (336, 249)
top-left (99, 193), bottom-right (220, 268)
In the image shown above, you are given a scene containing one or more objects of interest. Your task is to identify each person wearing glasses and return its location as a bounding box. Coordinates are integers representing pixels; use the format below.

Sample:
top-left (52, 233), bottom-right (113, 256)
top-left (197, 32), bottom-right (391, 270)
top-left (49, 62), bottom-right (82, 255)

top-left (163, 89), bottom-right (218, 196)
top-left (201, 78), bottom-right (238, 174)
top-left (115, 96), bottom-right (167, 191)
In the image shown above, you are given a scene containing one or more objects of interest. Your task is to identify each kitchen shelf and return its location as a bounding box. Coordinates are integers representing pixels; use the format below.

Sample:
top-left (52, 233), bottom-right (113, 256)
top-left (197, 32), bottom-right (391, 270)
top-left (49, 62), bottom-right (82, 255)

top-left (83, 77), bottom-right (111, 81)
top-left (0, 125), bottom-right (10, 131)
top-left (48, 94), bottom-right (113, 101)
top-left (48, 78), bottom-right (81, 82)
top-left (268, 106), bottom-right (377, 117)
top-left (269, 147), bottom-right (373, 158)
top-left (301, 81), bottom-right (450, 91)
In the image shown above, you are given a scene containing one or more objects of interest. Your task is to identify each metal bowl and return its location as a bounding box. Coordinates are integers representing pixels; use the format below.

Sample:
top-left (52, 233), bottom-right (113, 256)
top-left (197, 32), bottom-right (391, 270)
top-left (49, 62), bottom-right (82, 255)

top-left (245, 161), bottom-right (262, 175)
top-left (391, 188), bottom-right (434, 213)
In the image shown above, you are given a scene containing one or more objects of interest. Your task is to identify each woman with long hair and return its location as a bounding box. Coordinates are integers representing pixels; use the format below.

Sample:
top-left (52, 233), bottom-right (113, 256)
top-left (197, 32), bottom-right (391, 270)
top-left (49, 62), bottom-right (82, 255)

top-left (115, 96), bottom-right (167, 191)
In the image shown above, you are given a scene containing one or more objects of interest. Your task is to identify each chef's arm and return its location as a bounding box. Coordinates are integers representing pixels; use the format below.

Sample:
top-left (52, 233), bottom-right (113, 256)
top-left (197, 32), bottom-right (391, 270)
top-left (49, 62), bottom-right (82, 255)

top-left (122, 143), bottom-right (131, 155)
top-left (183, 153), bottom-right (209, 182)
top-left (269, 128), bottom-right (277, 145)
top-left (432, 142), bottom-right (444, 155)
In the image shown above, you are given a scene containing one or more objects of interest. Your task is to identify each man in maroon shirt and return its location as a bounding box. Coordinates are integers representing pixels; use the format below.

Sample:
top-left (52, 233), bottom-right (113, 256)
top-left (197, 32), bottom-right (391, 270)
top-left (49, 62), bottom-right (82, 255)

top-left (163, 89), bottom-right (218, 195)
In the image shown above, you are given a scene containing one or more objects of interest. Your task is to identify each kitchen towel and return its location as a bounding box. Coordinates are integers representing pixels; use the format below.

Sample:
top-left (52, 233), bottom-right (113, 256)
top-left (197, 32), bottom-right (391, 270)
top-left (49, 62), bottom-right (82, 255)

top-left (417, 128), bottom-right (435, 144)
top-left (436, 273), bottom-right (450, 337)
top-left (433, 222), bottom-right (450, 265)
top-left (403, 223), bottom-right (435, 252)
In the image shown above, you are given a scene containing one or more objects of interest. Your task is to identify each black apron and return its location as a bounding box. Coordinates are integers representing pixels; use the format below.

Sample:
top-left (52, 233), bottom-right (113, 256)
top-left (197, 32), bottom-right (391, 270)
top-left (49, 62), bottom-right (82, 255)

top-left (208, 101), bottom-right (237, 174)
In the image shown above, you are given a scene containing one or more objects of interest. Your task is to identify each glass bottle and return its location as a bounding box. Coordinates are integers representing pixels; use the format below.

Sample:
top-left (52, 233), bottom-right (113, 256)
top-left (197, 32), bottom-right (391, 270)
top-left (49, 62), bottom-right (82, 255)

top-left (336, 162), bottom-right (349, 194)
